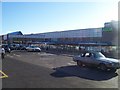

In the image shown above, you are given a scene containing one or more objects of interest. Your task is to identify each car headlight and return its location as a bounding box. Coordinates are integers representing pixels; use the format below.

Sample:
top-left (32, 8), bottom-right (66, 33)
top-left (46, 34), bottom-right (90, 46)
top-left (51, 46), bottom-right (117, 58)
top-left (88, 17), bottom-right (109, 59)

top-left (108, 62), bottom-right (114, 66)
top-left (110, 62), bottom-right (120, 67)
top-left (111, 63), bottom-right (115, 66)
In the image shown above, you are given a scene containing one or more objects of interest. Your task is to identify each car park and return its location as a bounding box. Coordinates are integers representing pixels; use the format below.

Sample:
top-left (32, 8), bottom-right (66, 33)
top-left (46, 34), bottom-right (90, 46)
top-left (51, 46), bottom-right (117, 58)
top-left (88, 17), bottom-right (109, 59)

top-left (26, 46), bottom-right (41, 52)
top-left (73, 51), bottom-right (120, 72)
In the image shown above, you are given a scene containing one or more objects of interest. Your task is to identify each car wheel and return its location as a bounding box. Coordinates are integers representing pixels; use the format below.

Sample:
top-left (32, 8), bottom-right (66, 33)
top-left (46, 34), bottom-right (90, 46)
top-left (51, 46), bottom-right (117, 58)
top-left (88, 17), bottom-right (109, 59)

top-left (99, 63), bottom-right (107, 71)
top-left (77, 61), bottom-right (83, 67)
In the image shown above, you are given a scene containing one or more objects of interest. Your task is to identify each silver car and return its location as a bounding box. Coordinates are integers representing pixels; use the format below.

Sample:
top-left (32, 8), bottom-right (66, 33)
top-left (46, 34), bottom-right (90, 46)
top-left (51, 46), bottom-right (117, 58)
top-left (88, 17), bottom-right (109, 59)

top-left (73, 51), bottom-right (120, 72)
top-left (26, 46), bottom-right (41, 52)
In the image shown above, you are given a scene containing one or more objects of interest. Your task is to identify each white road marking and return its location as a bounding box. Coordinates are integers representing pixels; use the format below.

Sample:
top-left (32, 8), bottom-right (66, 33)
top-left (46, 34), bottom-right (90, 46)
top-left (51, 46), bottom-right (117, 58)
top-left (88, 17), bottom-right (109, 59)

top-left (39, 53), bottom-right (55, 56)
top-left (67, 63), bottom-right (75, 65)
top-left (15, 55), bottom-right (21, 57)
top-left (7, 54), bottom-right (20, 57)
top-left (38, 53), bottom-right (41, 54)
top-left (70, 61), bottom-right (75, 63)
top-left (8, 55), bottom-right (13, 58)
top-left (6, 54), bottom-right (9, 56)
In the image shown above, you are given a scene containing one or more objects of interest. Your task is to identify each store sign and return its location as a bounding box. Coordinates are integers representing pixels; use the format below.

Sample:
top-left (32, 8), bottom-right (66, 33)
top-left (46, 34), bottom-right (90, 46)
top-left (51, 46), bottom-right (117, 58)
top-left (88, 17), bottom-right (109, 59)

top-left (102, 27), bottom-right (112, 32)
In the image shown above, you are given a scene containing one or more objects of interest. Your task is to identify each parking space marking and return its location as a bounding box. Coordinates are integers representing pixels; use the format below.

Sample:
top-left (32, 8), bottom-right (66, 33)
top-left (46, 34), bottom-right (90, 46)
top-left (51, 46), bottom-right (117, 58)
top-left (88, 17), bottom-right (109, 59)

top-left (70, 61), bottom-right (75, 63)
top-left (67, 63), bottom-right (75, 65)
top-left (15, 54), bottom-right (21, 57)
top-left (7, 55), bottom-right (13, 58)
top-left (0, 70), bottom-right (8, 79)
top-left (38, 53), bottom-right (41, 55)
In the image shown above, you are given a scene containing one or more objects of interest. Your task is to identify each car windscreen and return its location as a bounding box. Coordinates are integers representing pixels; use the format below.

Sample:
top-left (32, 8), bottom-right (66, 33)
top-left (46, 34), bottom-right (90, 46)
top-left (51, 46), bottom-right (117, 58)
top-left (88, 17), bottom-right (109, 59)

top-left (94, 52), bottom-right (105, 58)
top-left (30, 46), bottom-right (38, 48)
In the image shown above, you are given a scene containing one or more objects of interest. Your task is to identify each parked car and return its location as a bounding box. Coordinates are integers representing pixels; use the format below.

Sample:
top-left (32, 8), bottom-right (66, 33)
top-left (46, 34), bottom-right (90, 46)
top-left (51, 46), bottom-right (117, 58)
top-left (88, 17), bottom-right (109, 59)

top-left (26, 46), bottom-right (41, 52)
top-left (9, 44), bottom-right (20, 50)
top-left (0, 45), bottom-right (5, 59)
top-left (17, 44), bottom-right (27, 50)
top-left (73, 51), bottom-right (120, 72)
top-left (2, 44), bottom-right (11, 53)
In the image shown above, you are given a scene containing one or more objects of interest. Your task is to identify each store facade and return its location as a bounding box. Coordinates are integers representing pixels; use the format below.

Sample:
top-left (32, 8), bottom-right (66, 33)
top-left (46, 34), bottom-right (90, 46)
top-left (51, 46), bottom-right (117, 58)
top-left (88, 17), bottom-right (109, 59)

top-left (0, 21), bottom-right (118, 52)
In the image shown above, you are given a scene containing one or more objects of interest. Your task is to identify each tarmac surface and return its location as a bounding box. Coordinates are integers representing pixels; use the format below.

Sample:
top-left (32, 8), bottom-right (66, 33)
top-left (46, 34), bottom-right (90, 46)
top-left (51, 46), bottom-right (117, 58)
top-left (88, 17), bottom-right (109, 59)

top-left (1, 50), bottom-right (120, 88)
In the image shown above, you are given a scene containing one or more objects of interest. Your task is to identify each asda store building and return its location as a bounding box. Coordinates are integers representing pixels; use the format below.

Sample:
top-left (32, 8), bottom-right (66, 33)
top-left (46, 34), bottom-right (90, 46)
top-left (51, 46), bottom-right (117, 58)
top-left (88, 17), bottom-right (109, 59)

top-left (1, 21), bottom-right (118, 52)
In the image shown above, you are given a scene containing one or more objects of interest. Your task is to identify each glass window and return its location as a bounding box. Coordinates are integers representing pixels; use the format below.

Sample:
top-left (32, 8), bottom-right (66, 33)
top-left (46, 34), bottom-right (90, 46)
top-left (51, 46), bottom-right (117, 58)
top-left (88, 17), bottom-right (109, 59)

top-left (94, 52), bottom-right (105, 58)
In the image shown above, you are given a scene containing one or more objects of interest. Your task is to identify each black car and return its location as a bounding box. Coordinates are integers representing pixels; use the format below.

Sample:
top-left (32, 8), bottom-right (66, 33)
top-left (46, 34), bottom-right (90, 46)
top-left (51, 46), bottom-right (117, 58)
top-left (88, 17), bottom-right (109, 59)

top-left (18, 44), bottom-right (27, 50)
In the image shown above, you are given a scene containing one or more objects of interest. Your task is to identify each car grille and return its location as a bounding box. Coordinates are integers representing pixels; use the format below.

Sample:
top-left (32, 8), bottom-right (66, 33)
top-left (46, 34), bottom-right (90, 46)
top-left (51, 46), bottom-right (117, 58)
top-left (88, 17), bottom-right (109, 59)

top-left (114, 63), bottom-right (120, 67)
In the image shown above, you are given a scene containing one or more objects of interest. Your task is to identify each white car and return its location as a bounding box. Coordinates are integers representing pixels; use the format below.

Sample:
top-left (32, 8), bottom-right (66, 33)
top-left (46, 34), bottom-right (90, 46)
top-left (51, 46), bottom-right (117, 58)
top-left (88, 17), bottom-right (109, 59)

top-left (0, 45), bottom-right (5, 59)
top-left (26, 46), bottom-right (41, 52)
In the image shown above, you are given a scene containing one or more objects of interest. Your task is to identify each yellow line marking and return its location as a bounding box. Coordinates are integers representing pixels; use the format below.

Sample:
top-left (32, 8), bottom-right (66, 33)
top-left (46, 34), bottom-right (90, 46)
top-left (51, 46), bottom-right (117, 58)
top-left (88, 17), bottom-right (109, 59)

top-left (0, 70), bottom-right (8, 79)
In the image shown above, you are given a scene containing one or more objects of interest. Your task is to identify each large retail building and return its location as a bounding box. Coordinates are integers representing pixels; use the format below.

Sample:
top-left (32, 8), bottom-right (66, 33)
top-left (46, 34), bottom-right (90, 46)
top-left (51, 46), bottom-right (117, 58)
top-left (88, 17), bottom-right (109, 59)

top-left (0, 21), bottom-right (118, 51)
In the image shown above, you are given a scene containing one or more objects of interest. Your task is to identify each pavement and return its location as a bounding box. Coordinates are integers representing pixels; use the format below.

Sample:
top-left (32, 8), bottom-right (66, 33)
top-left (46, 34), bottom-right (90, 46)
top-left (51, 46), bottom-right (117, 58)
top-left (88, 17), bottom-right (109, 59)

top-left (1, 50), bottom-right (120, 88)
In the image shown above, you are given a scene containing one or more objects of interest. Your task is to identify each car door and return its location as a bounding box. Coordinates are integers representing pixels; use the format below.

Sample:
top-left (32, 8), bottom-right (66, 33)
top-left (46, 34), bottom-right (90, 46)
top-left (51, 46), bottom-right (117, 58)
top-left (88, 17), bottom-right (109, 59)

top-left (31, 46), bottom-right (35, 51)
top-left (84, 53), bottom-right (96, 66)
top-left (88, 53), bottom-right (99, 66)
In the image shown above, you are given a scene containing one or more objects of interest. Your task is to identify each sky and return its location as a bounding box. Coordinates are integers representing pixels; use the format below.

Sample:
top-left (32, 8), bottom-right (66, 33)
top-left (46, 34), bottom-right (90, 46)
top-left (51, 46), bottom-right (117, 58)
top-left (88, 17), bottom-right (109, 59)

top-left (1, 1), bottom-right (119, 35)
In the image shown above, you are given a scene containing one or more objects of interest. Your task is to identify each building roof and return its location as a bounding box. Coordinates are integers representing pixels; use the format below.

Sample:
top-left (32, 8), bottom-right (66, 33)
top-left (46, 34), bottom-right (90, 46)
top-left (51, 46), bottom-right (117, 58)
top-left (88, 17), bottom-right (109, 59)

top-left (8, 31), bottom-right (23, 35)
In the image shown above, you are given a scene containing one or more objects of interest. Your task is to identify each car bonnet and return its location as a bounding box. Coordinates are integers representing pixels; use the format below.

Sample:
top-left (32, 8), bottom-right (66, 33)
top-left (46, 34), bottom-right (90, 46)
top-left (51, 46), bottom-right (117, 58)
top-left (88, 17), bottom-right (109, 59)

top-left (99, 57), bottom-right (119, 63)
